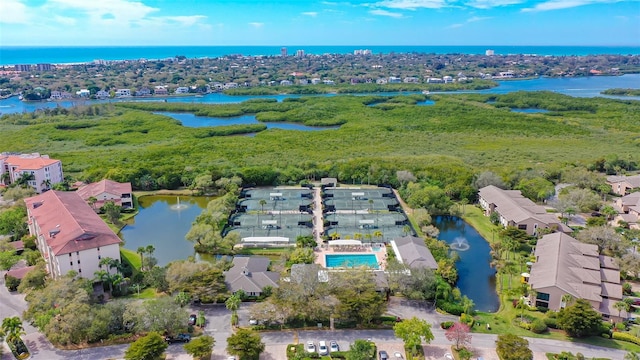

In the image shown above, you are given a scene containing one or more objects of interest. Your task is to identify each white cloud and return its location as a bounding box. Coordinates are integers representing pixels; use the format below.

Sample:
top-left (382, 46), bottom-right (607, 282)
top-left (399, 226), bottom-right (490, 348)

top-left (302, 11), bottom-right (318, 17)
top-left (373, 0), bottom-right (449, 10)
top-left (466, 0), bottom-right (525, 8)
top-left (249, 22), bottom-right (264, 28)
top-left (54, 15), bottom-right (77, 26)
top-left (163, 15), bottom-right (207, 27)
top-left (447, 15), bottom-right (491, 28)
top-left (47, 0), bottom-right (158, 23)
top-left (522, 0), bottom-right (625, 12)
top-left (369, 9), bottom-right (404, 17)
top-left (0, 0), bottom-right (31, 24)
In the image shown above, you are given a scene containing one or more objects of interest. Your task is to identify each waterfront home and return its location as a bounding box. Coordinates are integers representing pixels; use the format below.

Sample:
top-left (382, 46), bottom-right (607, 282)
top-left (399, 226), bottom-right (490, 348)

top-left (24, 191), bottom-right (122, 280)
top-left (323, 80), bottom-right (335, 85)
top-left (427, 78), bottom-right (444, 84)
top-left (0, 152), bottom-right (63, 193)
top-left (376, 78), bottom-right (388, 84)
top-left (154, 86), bottom-right (168, 95)
top-left (76, 89), bottom-right (90, 97)
top-left (403, 77), bottom-right (419, 83)
top-left (607, 174), bottom-right (640, 195)
top-left (388, 77), bottom-right (402, 84)
top-left (95, 90), bottom-right (110, 99)
top-left (529, 233), bottom-right (627, 322)
top-left (50, 91), bottom-right (62, 100)
top-left (224, 256), bottom-right (279, 297)
top-left (391, 235), bottom-right (438, 270)
top-left (311, 78), bottom-right (321, 85)
top-left (135, 87), bottom-right (151, 96)
top-left (478, 185), bottom-right (570, 236)
top-left (280, 80), bottom-right (293, 86)
top-left (115, 89), bottom-right (131, 97)
top-left (224, 82), bottom-right (238, 89)
top-left (76, 179), bottom-right (133, 210)
top-left (175, 87), bottom-right (189, 94)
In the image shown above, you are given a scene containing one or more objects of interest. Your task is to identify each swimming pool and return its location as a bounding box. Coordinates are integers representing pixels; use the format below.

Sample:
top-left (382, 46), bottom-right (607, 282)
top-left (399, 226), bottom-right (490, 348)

top-left (325, 254), bottom-right (379, 269)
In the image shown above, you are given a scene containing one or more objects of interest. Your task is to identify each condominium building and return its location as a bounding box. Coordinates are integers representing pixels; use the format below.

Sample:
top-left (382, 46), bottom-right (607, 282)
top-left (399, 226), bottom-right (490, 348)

top-left (0, 153), bottom-right (63, 193)
top-left (24, 191), bottom-right (122, 280)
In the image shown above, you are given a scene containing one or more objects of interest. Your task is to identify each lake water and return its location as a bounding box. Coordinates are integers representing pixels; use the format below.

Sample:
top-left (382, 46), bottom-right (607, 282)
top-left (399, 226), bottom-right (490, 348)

top-left (1, 74), bottom-right (639, 115)
top-left (434, 215), bottom-right (500, 312)
top-left (119, 195), bottom-right (211, 266)
top-left (155, 112), bottom-right (340, 131)
top-left (511, 108), bottom-right (549, 113)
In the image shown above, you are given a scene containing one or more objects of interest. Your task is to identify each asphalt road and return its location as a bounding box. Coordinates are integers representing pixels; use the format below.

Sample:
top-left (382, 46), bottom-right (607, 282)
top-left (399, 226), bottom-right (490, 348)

top-left (0, 276), bottom-right (631, 360)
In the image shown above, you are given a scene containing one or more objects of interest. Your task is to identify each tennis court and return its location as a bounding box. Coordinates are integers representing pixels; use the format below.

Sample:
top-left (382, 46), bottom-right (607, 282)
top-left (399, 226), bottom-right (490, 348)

top-left (226, 213), bottom-right (314, 244)
top-left (325, 212), bottom-right (408, 228)
top-left (239, 188), bottom-right (313, 211)
top-left (323, 223), bottom-right (411, 243)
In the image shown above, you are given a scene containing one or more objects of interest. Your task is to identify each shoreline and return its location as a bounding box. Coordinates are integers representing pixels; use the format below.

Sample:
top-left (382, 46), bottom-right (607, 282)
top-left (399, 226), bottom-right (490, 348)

top-left (1, 45), bottom-right (639, 66)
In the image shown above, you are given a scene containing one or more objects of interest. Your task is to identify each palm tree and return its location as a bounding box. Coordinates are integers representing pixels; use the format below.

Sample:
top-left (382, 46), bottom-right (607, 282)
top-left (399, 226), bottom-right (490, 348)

top-left (94, 269), bottom-right (113, 294)
top-left (1, 317), bottom-right (25, 342)
top-left (601, 205), bottom-right (618, 224)
top-left (0, 172), bottom-right (10, 186)
top-left (373, 230), bottom-right (383, 243)
top-left (561, 294), bottom-right (574, 309)
top-left (259, 199), bottom-right (267, 214)
top-left (88, 196), bottom-right (98, 211)
top-left (615, 300), bottom-right (630, 318)
top-left (136, 246), bottom-right (145, 271)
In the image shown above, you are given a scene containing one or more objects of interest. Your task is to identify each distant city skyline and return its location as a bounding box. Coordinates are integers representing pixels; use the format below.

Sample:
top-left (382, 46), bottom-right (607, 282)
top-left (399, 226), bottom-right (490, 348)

top-left (1, 0), bottom-right (639, 47)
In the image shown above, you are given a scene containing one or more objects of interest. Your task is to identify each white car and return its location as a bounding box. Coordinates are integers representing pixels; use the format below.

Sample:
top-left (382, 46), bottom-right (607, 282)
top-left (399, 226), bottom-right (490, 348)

top-left (306, 341), bottom-right (316, 353)
top-left (318, 341), bottom-right (329, 355)
top-left (330, 340), bottom-right (339, 352)
top-left (249, 318), bottom-right (258, 325)
top-left (444, 353), bottom-right (454, 360)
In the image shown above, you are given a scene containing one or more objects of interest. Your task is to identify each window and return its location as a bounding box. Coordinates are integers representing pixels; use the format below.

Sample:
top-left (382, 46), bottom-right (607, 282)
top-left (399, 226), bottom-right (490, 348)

top-left (69, 253), bottom-right (72, 257)
top-left (70, 262), bottom-right (73, 266)
top-left (518, 224), bottom-right (527, 230)
top-left (98, 255), bottom-right (101, 260)
top-left (535, 301), bottom-right (549, 308)
top-left (536, 292), bottom-right (550, 301)
top-left (78, 269), bottom-right (81, 273)
top-left (77, 260), bottom-right (80, 264)
top-left (76, 251), bottom-right (79, 256)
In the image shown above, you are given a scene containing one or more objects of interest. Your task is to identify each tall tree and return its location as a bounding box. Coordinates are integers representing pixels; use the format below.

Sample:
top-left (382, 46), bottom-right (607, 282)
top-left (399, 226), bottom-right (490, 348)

top-left (124, 332), bottom-right (167, 360)
top-left (445, 322), bottom-right (472, 351)
top-left (226, 328), bottom-right (265, 360)
top-left (183, 335), bottom-right (214, 360)
top-left (495, 334), bottom-right (532, 360)
top-left (1, 317), bottom-right (25, 342)
top-left (557, 299), bottom-right (602, 337)
top-left (393, 317), bottom-right (434, 356)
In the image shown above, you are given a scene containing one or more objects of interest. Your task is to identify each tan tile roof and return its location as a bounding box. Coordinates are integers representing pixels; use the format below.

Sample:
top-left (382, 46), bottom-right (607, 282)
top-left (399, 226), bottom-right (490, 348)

top-left (24, 191), bottom-right (122, 256)
top-left (224, 256), bottom-right (280, 293)
top-left (76, 179), bottom-right (132, 200)
top-left (529, 233), bottom-right (622, 304)
top-left (607, 175), bottom-right (640, 188)
top-left (393, 235), bottom-right (438, 270)
top-left (478, 185), bottom-right (549, 223)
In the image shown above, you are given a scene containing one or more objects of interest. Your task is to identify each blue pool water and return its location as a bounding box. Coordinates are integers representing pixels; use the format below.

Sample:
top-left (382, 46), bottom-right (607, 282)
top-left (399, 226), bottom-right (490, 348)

top-left (325, 254), bottom-right (379, 269)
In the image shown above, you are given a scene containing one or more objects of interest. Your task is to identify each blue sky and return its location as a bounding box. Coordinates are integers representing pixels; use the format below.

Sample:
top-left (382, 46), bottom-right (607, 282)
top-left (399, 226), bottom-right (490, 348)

top-left (1, 0), bottom-right (639, 46)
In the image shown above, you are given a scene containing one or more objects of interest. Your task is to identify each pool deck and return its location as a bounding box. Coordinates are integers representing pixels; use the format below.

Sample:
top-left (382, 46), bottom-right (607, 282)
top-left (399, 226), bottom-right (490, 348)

top-left (315, 243), bottom-right (388, 270)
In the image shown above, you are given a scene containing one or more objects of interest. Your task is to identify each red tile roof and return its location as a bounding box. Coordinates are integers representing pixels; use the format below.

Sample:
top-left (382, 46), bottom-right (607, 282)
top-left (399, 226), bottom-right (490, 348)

top-left (24, 191), bottom-right (122, 256)
top-left (4, 155), bottom-right (60, 171)
top-left (76, 179), bottom-right (132, 200)
top-left (6, 265), bottom-right (36, 280)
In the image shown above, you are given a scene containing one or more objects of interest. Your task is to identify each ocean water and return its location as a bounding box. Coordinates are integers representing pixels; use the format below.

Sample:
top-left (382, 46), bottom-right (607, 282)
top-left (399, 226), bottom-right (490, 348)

top-left (1, 45), bottom-right (639, 65)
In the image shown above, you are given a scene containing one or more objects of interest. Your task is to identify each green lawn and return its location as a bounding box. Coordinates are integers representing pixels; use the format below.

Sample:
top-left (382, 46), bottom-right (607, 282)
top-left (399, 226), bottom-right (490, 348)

top-left (120, 247), bottom-right (142, 271)
top-left (236, 247), bottom-right (289, 261)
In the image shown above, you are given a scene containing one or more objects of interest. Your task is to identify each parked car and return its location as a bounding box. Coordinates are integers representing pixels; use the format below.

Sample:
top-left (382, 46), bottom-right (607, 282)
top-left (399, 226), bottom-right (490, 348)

top-left (444, 353), bottom-right (454, 360)
top-left (306, 341), bottom-right (316, 353)
top-left (329, 340), bottom-right (339, 352)
top-left (165, 333), bottom-right (191, 343)
top-left (188, 313), bottom-right (197, 326)
top-left (318, 341), bottom-right (328, 355)
top-left (379, 350), bottom-right (389, 360)
top-left (249, 318), bottom-right (259, 325)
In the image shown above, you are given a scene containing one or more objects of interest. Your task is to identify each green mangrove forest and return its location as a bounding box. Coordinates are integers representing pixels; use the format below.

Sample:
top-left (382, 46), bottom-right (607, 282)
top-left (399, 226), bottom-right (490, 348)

top-left (0, 91), bottom-right (638, 198)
